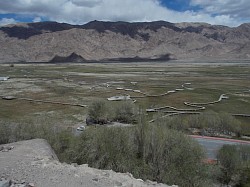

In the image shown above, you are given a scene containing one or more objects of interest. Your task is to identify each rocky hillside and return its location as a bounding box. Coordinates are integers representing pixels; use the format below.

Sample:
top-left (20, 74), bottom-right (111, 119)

top-left (0, 21), bottom-right (250, 63)
top-left (0, 139), bottom-right (173, 187)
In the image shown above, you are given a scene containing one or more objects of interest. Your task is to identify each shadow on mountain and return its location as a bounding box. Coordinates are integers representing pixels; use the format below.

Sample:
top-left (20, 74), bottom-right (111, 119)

top-left (82, 20), bottom-right (181, 41)
top-left (104, 54), bottom-right (172, 62)
top-left (0, 22), bottom-right (77, 40)
top-left (0, 20), bottom-right (181, 41)
top-left (2, 20), bottom-right (245, 42)
top-left (50, 53), bottom-right (86, 63)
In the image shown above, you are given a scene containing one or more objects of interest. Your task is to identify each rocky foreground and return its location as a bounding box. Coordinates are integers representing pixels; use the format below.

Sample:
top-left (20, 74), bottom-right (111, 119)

top-left (0, 139), bottom-right (174, 187)
top-left (0, 21), bottom-right (250, 63)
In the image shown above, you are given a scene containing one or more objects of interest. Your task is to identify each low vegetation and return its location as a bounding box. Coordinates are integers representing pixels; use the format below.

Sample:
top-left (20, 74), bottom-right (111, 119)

top-left (217, 144), bottom-right (250, 186)
top-left (149, 110), bottom-right (242, 138)
top-left (87, 100), bottom-right (137, 124)
top-left (2, 107), bottom-right (249, 186)
top-left (87, 101), bottom-right (243, 138)
top-left (186, 111), bottom-right (242, 136)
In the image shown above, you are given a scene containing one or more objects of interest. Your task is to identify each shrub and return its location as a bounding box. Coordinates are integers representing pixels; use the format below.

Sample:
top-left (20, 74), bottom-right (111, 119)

top-left (0, 122), bottom-right (11, 144)
top-left (88, 100), bottom-right (110, 124)
top-left (69, 126), bottom-right (136, 174)
top-left (113, 101), bottom-right (136, 123)
top-left (217, 145), bottom-right (250, 186)
top-left (72, 114), bottom-right (210, 186)
top-left (137, 120), bottom-right (209, 186)
top-left (154, 115), bottom-right (188, 132)
top-left (185, 111), bottom-right (242, 136)
top-left (218, 112), bottom-right (242, 136)
top-left (88, 100), bottom-right (136, 124)
top-left (217, 145), bottom-right (241, 185)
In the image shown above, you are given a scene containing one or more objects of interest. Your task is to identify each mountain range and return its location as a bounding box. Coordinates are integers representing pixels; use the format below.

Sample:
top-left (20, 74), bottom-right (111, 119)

top-left (0, 20), bottom-right (250, 63)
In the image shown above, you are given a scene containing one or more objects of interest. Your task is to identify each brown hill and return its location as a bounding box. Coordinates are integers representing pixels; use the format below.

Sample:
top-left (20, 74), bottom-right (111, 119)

top-left (0, 21), bottom-right (250, 63)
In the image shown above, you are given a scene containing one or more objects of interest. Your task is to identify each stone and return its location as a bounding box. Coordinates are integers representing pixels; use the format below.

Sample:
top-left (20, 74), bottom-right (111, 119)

top-left (92, 178), bottom-right (99, 182)
top-left (1, 96), bottom-right (16, 100)
top-left (103, 172), bottom-right (110, 177)
top-left (125, 173), bottom-right (133, 178)
top-left (10, 180), bottom-right (17, 185)
top-left (27, 183), bottom-right (35, 187)
top-left (114, 181), bottom-right (123, 186)
top-left (145, 180), bottom-right (157, 185)
top-left (137, 179), bottom-right (144, 182)
top-left (71, 163), bottom-right (78, 167)
top-left (1, 146), bottom-right (14, 151)
top-left (0, 180), bottom-right (11, 187)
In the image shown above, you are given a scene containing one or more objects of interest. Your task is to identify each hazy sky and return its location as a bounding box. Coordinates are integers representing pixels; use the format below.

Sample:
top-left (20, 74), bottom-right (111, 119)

top-left (0, 0), bottom-right (249, 26)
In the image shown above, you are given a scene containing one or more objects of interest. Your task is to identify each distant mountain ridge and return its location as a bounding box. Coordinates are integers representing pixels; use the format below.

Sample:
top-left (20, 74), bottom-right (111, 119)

top-left (0, 20), bottom-right (250, 63)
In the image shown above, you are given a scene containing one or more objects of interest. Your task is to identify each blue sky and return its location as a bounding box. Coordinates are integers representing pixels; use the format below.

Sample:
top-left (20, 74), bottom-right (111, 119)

top-left (0, 13), bottom-right (42, 23)
top-left (0, 0), bottom-right (249, 26)
top-left (161, 0), bottom-right (193, 11)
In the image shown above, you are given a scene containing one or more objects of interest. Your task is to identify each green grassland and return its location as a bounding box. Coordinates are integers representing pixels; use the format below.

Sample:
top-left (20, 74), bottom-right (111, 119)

top-left (0, 62), bottom-right (249, 132)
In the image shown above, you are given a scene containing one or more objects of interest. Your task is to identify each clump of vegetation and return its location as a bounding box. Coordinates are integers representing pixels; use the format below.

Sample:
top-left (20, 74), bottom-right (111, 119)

top-left (113, 101), bottom-right (136, 123)
top-left (217, 144), bottom-right (250, 186)
top-left (71, 117), bottom-right (211, 186)
top-left (88, 100), bottom-right (111, 124)
top-left (87, 100), bottom-right (136, 124)
top-left (153, 110), bottom-right (242, 137)
top-left (154, 115), bottom-right (188, 132)
top-left (135, 120), bottom-right (210, 186)
top-left (188, 111), bottom-right (242, 137)
top-left (0, 122), bottom-right (11, 144)
top-left (0, 119), bottom-right (72, 156)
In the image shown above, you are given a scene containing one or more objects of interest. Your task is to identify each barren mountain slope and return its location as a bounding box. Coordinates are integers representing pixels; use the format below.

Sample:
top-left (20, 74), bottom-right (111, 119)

top-left (0, 21), bottom-right (250, 63)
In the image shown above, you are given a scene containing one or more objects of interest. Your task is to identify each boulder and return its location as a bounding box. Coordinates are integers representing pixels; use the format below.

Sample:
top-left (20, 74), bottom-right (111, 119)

top-left (0, 180), bottom-right (10, 187)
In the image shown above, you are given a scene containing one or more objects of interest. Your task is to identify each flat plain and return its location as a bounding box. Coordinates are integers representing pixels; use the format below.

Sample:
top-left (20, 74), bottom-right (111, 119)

top-left (0, 62), bottom-right (249, 133)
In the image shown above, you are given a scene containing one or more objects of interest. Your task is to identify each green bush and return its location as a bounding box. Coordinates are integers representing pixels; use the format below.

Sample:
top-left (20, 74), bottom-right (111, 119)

top-left (218, 112), bottom-right (242, 136)
top-left (75, 127), bottom-right (135, 172)
top-left (88, 100), bottom-right (110, 124)
top-left (185, 111), bottom-right (242, 136)
top-left (136, 121), bottom-right (209, 186)
top-left (217, 145), bottom-right (250, 186)
top-left (88, 100), bottom-right (136, 124)
top-left (0, 122), bottom-right (11, 144)
top-left (154, 115), bottom-right (188, 132)
top-left (113, 101), bottom-right (136, 123)
top-left (70, 115), bottom-right (210, 186)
